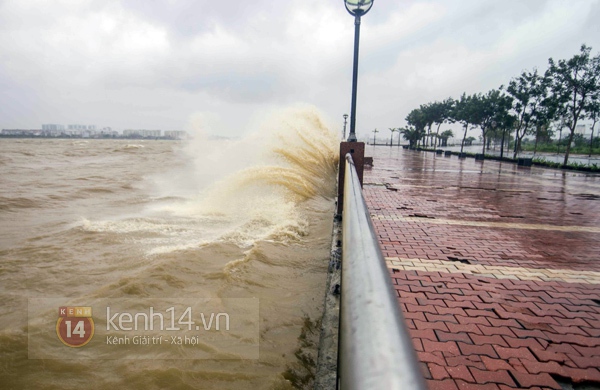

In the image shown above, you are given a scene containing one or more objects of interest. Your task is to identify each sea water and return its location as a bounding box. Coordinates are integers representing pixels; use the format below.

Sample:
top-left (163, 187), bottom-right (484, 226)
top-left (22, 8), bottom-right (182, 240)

top-left (0, 107), bottom-right (339, 389)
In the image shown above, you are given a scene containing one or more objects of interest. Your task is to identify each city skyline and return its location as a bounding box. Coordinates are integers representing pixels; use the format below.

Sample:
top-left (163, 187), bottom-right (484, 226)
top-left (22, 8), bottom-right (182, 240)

top-left (1, 125), bottom-right (189, 139)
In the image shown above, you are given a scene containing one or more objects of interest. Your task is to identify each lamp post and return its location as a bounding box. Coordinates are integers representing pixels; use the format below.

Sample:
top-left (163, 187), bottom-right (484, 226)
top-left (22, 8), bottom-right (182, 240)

top-left (343, 114), bottom-right (348, 140)
top-left (345, 0), bottom-right (374, 142)
top-left (372, 128), bottom-right (379, 145)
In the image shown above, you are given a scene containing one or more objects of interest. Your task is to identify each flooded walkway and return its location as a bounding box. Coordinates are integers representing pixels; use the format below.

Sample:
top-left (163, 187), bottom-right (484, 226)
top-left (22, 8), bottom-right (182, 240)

top-left (362, 146), bottom-right (600, 389)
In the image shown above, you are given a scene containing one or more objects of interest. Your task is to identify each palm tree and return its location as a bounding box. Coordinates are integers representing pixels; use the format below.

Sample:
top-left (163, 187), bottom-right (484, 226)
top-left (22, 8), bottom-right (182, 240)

top-left (465, 136), bottom-right (477, 146)
top-left (439, 130), bottom-right (454, 147)
top-left (389, 128), bottom-right (398, 146)
top-left (400, 127), bottom-right (425, 148)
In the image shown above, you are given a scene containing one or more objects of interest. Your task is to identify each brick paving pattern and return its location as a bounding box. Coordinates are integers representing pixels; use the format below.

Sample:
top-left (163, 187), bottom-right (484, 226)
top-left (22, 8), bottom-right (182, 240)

top-left (361, 147), bottom-right (600, 390)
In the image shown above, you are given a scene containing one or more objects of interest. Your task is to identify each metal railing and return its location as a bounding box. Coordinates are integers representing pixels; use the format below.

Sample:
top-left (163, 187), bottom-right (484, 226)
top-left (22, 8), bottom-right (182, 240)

top-left (338, 153), bottom-right (426, 390)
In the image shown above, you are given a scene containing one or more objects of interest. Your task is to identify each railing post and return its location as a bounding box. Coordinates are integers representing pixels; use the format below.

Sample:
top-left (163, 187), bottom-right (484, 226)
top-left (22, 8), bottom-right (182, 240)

top-left (337, 142), bottom-right (365, 215)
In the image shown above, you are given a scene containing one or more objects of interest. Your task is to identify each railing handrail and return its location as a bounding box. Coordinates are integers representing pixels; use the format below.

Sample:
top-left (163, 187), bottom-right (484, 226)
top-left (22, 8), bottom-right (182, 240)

top-left (339, 153), bottom-right (426, 390)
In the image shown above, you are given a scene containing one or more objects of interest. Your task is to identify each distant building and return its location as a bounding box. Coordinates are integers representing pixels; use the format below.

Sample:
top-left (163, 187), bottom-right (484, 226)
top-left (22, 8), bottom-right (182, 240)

top-left (42, 124), bottom-right (65, 131)
top-left (2, 129), bottom-right (43, 136)
top-left (123, 129), bottom-right (162, 138)
top-left (164, 130), bottom-right (188, 140)
top-left (3, 126), bottom-right (182, 140)
top-left (98, 127), bottom-right (118, 137)
top-left (81, 130), bottom-right (97, 138)
top-left (67, 124), bottom-right (96, 131)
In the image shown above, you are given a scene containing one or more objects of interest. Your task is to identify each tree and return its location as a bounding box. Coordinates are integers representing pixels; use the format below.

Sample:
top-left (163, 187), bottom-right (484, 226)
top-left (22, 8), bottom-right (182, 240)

top-left (452, 93), bottom-right (479, 153)
top-left (426, 98), bottom-right (455, 150)
top-left (399, 126), bottom-right (425, 148)
top-left (553, 118), bottom-right (569, 154)
top-left (548, 44), bottom-right (600, 166)
top-left (532, 123), bottom-right (555, 154)
top-left (439, 130), bottom-right (454, 147)
top-left (389, 128), bottom-right (399, 146)
top-left (497, 111), bottom-right (517, 159)
top-left (419, 103), bottom-right (435, 147)
top-left (506, 68), bottom-right (551, 159)
top-left (465, 136), bottom-right (477, 145)
top-left (405, 108), bottom-right (428, 148)
top-left (587, 99), bottom-right (599, 156)
top-left (473, 89), bottom-right (514, 155)
top-left (585, 62), bottom-right (600, 156)
top-left (400, 44), bottom-right (600, 163)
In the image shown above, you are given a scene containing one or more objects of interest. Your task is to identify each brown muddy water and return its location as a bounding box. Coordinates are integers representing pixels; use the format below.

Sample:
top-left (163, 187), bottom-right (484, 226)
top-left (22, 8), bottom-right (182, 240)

top-left (0, 109), bottom-right (339, 389)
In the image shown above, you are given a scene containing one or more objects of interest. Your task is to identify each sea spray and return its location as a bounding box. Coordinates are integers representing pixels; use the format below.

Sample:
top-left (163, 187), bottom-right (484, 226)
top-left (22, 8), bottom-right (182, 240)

top-left (77, 107), bottom-right (338, 256)
top-left (143, 106), bottom-right (339, 253)
top-left (188, 106), bottom-right (339, 200)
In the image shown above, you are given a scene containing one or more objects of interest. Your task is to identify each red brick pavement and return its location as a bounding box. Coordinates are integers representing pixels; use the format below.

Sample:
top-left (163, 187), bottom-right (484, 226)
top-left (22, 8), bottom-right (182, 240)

top-left (362, 147), bottom-right (600, 390)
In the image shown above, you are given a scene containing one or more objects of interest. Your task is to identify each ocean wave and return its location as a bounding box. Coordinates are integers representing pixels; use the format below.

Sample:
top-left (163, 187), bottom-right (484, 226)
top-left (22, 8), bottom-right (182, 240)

top-left (0, 155), bottom-right (12, 166)
top-left (0, 196), bottom-right (40, 211)
top-left (113, 144), bottom-right (145, 152)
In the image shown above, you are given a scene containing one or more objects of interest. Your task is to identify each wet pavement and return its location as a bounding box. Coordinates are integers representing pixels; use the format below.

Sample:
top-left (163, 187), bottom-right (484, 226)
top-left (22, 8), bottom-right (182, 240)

top-left (361, 146), bottom-right (600, 390)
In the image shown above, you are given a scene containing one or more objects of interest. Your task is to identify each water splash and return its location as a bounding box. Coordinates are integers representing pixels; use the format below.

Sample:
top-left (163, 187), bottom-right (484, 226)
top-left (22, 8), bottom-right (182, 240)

top-left (184, 106), bottom-right (339, 200)
top-left (83, 106), bottom-right (339, 254)
top-left (177, 106), bottom-right (339, 248)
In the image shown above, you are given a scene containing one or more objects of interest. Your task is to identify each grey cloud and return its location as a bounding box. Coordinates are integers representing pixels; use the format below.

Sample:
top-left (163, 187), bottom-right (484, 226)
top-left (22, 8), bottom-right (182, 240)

top-left (119, 0), bottom-right (294, 38)
top-left (180, 72), bottom-right (279, 103)
top-left (1, 0), bottom-right (599, 135)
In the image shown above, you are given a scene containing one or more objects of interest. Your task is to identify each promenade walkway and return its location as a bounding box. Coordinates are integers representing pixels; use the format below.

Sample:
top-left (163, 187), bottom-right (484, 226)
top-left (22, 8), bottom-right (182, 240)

top-left (361, 146), bottom-right (600, 390)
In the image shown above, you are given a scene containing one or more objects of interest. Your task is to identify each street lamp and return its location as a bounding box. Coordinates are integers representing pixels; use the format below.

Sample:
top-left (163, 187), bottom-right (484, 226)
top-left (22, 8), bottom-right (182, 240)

top-left (372, 128), bottom-right (379, 145)
top-left (343, 114), bottom-right (349, 140)
top-left (344, 0), bottom-right (374, 142)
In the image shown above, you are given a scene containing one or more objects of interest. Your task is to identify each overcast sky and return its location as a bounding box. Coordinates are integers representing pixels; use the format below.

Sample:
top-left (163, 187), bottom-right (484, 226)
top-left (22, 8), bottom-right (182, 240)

top-left (1, 0), bottom-right (599, 140)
